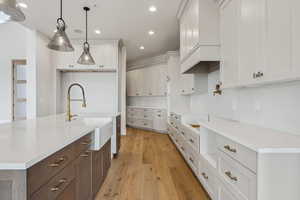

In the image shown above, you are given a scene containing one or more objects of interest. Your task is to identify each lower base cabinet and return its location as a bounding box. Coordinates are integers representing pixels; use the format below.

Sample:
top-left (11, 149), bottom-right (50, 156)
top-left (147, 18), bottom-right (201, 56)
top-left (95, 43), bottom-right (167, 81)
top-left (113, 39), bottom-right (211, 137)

top-left (75, 150), bottom-right (92, 200)
top-left (27, 134), bottom-right (112, 200)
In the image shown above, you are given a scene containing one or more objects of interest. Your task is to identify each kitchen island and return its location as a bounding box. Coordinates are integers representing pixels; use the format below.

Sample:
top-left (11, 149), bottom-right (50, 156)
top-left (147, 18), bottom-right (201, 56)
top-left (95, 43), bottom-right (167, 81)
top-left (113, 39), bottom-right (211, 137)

top-left (0, 114), bottom-right (114, 200)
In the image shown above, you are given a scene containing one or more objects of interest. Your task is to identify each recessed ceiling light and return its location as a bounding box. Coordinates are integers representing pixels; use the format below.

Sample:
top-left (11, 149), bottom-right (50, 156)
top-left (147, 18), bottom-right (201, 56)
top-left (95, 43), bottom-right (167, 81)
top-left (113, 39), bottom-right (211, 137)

top-left (148, 30), bottom-right (155, 35)
top-left (149, 6), bottom-right (157, 12)
top-left (95, 29), bottom-right (101, 34)
top-left (17, 2), bottom-right (28, 9)
top-left (140, 46), bottom-right (145, 50)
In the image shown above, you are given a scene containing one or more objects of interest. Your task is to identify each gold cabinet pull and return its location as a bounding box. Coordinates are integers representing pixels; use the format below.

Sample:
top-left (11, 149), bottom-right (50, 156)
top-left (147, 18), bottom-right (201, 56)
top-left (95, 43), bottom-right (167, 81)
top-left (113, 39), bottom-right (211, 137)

top-left (189, 157), bottom-right (194, 163)
top-left (80, 151), bottom-right (90, 157)
top-left (51, 178), bottom-right (67, 192)
top-left (224, 145), bottom-right (237, 153)
top-left (49, 157), bottom-right (65, 167)
top-left (201, 172), bottom-right (208, 180)
top-left (189, 139), bottom-right (194, 143)
top-left (181, 131), bottom-right (185, 135)
top-left (225, 171), bottom-right (238, 181)
top-left (81, 139), bottom-right (92, 145)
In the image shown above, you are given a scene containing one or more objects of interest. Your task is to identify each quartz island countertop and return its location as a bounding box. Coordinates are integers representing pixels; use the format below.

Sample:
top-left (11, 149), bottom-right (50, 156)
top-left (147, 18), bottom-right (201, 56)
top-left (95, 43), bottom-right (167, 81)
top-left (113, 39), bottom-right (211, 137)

top-left (0, 114), bottom-right (111, 170)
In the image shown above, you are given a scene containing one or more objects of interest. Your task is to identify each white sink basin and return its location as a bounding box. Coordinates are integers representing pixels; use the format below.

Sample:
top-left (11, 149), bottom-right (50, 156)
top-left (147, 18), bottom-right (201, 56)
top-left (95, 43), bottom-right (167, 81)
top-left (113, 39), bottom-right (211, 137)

top-left (73, 116), bottom-right (113, 151)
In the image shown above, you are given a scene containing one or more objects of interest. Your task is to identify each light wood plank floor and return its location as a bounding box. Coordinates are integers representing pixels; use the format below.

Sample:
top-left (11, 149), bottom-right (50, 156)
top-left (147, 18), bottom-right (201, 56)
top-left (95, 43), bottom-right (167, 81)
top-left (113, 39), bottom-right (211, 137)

top-left (95, 127), bottom-right (210, 200)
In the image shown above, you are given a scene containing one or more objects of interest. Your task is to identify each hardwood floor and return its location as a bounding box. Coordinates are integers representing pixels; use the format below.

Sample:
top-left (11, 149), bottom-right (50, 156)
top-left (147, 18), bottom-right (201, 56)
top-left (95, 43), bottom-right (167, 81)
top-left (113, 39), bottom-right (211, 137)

top-left (95, 127), bottom-right (210, 200)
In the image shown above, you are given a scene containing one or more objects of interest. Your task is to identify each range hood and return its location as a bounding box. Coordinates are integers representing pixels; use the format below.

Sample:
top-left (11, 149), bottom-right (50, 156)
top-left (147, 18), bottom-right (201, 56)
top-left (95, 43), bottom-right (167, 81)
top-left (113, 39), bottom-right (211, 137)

top-left (181, 45), bottom-right (220, 74)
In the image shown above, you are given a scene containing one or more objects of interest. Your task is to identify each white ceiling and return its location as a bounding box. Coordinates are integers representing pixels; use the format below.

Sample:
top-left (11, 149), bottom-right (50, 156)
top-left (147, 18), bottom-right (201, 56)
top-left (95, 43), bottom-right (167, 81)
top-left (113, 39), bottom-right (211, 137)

top-left (19, 0), bottom-right (182, 62)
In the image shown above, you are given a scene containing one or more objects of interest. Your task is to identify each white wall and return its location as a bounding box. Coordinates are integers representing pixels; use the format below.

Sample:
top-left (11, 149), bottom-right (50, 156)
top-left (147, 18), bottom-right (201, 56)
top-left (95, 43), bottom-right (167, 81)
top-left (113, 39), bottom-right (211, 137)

top-left (190, 70), bottom-right (300, 135)
top-left (36, 33), bottom-right (56, 117)
top-left (0, 23), bottom-right (31, 122)
top-left (60, 72), bottom-right (117, 114)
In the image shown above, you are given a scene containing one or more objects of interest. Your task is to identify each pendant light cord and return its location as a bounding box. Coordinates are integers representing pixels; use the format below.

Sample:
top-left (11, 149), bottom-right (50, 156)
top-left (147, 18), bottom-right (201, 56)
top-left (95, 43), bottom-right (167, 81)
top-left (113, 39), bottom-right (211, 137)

top-left (60, 0), bottom-right (63, 19)
top-left (85, 9), bottom-right (88, 43)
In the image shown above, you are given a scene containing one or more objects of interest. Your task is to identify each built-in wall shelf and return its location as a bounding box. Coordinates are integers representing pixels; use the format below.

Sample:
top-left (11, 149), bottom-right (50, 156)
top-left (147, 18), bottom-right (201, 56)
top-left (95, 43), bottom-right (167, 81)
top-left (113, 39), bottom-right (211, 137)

top-left (57, 67), bottom-right (117, 73)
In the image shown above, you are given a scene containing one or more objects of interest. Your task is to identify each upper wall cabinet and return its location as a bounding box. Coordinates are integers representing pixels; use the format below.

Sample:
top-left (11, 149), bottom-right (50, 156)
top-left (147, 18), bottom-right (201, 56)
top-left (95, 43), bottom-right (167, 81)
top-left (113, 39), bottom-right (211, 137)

top-left (220, 0), bottom-right (300, 88)
top-left (53, 40), bottom-right (119, 72)
top-left (179, 0), bottom-right (220, 73)
top-left (126, 65), bottom-right (167, 97)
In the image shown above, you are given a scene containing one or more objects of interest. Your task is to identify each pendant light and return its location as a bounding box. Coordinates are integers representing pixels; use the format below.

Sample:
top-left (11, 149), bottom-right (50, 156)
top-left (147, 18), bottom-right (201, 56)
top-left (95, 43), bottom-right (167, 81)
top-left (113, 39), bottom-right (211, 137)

top-left (77, 7), bottom-right (95, 65)
top-left (47, 0), bottom-right (74, 52)
top-left (0, 0), bottom-right (25, 23)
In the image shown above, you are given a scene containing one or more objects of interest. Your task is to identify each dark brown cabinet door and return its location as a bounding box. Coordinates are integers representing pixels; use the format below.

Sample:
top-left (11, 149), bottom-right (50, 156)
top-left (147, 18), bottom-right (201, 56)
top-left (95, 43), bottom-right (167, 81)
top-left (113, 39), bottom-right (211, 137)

top-left (56, 180), bottom-right (76, 200)
top-left (92, 148), bottom-right (103, 198)
top-left (75, 150), bottom-right (92, 200)
top-left (103, 140), bottom-right (111, 178)
top-left (115, 115), bottom-right (121, 156)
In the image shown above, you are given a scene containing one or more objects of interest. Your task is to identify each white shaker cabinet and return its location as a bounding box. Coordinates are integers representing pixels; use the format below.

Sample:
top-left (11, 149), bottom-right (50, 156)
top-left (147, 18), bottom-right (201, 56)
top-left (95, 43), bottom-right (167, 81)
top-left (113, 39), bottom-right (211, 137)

top-left (220, 0), bottom-right (239, 88)
top-left (220, 0), bottom-right (300, 87)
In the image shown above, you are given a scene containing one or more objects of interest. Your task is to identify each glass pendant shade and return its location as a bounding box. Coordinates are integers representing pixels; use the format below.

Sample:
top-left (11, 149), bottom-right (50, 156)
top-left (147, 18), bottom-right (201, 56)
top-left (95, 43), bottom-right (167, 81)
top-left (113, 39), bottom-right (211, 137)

top-left (47, 0), bottom-right (74, 52)
top-left (77, 7), bottom-right (95, 65)
top-left (0, 0), bottom-right (25, 22)
top-left (77, 42), bottom-right (95, 65)
top-left (48, 18), bottom-right (74, 52)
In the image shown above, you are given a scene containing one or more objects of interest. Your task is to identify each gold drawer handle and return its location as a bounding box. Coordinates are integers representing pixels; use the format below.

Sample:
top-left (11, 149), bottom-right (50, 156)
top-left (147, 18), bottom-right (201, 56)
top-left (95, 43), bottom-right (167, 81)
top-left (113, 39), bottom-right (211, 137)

top-left (80, 151), bottom-right (91, 157)
top-left (181, 131), bottom-right (185, 135)
top-left (180, 147), bottom-right (185, 152)
top-left (225, 171), bottom-right (238, 181)
top-left (189, 139), bottom-right (194, 143)
top-left (81, 139), bottom-right (92, 145)
top-left (51, 179), bottom-right (67, 192)
top-left (224, 145), bottom-right (237, 153)
top-left (49, 157), bottom-right (65, 168)
top-left (189, 157), bottom-right (194, 163)
top-left (201, 172), bottom-right (208, 180)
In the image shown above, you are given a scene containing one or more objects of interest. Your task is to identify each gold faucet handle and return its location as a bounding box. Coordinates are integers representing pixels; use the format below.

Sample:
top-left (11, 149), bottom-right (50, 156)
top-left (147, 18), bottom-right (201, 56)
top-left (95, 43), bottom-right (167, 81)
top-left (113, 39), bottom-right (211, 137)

top-left (82, 103), bottom-right (87, 108)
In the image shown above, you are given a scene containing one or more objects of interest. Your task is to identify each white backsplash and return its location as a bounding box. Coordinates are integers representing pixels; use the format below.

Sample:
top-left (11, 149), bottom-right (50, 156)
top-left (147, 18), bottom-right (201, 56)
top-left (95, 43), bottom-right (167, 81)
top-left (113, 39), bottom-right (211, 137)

top-left (191, 70), bottom-right (300, 135)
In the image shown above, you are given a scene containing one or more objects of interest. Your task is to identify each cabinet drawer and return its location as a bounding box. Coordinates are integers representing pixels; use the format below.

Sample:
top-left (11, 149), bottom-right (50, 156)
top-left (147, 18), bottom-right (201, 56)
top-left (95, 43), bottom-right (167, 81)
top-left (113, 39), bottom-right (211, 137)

top-left (183, 126), bottom-right (200, 153)
top-left (74, 133), bottom-right (92, 156)
top-left (198, 157), bottom-right (218, 199)
top-left (218, 151), bottom-right (257, 200)
top-left (30, 162), bottom-right (75, 200)
top-left (27, 144), bottom-right (76, 195)
top-left (141, 112), bottom-right (153, 120)
top-left (219, 182), bottom-right (239, 200)
top-left (216, 135), bottom-right (257, 172)
top-left (186, 146), bottom-right (199, 174)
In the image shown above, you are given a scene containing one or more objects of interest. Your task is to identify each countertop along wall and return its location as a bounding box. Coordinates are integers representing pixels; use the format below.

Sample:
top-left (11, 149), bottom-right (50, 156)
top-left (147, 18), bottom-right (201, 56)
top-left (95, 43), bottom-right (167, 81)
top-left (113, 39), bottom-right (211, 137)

top-left (190, 70), bottom-right (300, 135)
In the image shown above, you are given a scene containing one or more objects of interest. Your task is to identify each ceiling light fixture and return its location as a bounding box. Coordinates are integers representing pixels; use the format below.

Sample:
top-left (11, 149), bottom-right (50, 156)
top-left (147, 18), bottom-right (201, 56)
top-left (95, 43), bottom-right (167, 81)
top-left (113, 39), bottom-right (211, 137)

top-left (140, 46), bottom-right (145, 50)
top-left (148, 30), bottom-right (155, 35)
top-left (95, 29), bottom-right (101, 34)
top-left (48, 0), bottom-right (74, 52)
top-left (0, 0), bottom-right (25, 23)
top-left (77, 7), bottom-right (95, 65)
top-left (149, 6), bottom-right (157, 12)
top-left (17, 2), bottom-right (27, 9)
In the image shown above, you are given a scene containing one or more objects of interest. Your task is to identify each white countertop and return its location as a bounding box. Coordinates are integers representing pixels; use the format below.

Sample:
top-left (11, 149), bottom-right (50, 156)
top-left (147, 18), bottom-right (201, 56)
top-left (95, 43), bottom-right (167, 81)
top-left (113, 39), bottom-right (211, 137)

top-left (180, 115), bottom-right (300, 153)
top-left (0, 114), bottom-right (110, 170)
top-left (127, 106), bottom-right (166, 110)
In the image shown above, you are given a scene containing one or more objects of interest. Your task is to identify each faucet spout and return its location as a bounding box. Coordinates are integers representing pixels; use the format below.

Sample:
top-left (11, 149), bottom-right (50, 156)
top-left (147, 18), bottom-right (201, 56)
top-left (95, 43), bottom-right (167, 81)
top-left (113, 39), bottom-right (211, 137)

top-left (67, 83), bottom-right (87, 121)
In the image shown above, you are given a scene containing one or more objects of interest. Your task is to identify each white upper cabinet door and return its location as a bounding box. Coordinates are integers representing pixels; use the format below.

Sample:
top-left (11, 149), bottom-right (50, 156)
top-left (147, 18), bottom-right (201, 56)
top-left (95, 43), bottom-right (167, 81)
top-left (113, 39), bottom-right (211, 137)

top-left (220, 0), bottom-right (239, 88)
top-left (53, 51), bottom-right (75, 68)
top-left (238, 0), bottom-right (264, 85)
top-left (265, 0), bottom-right (292, 82)
top-left (292, 0), bottom-right (300, 78)
top-left (92, 43), bottom-right (118, 69)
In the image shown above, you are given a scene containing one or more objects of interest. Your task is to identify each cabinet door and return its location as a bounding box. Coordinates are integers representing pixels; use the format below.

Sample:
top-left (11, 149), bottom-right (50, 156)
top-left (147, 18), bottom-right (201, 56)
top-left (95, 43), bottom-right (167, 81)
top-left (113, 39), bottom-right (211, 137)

top-left (57, 181), bottom-right (76, 200)
top-left (190, 0), bottom-right (200, 49)
top-left (220, 0), bottom-right (239, 88)
top-left (92, 150), bottom-right (103, 198)
top-left (92, 43), bottom-right (117, 69)
top-left (181, 74), bottom-right (194, 94)
top-left (239, 0), bottom-right (265, 85)
top-left (156, 66), bottom-right (167, 96)
top-left (76, 151), bottom-right (92, 200)
top-left (265, 0), bottom-right (291, 81)
top-left (292, 0), bottom-right (300, 77)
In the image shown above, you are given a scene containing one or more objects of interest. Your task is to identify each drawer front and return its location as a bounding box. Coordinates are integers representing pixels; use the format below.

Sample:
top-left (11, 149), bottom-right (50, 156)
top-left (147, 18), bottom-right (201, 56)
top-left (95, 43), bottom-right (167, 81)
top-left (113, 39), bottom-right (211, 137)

top-left (27, 144), bottom-right (76, 195)
top-left (141, 111), bottom-right (153, 120)
top-left (219, 183), bottom-right (239, 200)
top-left (141, 119), bottom-right (153, 129)
top-left (186, 146), bottom-right (199, 173)
top-left (183, 126), bottom-right (200, 153)
top-left (30, 162), bottom-right (75, 200)
top-left (218, 151), bottom-right (257, 200)
top-left (198, 157), bottom-right (218, 199)
top-left (74, 133), bottom-right (92, 156)
top-left (217, 135), bottom-right (257, 172)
